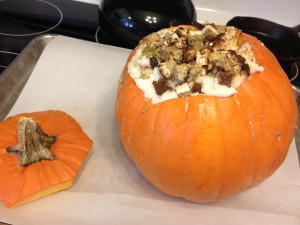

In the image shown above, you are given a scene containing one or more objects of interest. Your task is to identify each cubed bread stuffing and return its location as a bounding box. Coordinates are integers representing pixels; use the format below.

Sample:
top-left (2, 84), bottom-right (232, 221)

top-left (128, 22), bottom-right (264, 104)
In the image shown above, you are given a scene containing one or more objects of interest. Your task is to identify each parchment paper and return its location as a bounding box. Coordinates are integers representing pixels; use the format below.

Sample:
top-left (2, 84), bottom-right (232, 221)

top-left (0, 36), bottom-right (299, 225)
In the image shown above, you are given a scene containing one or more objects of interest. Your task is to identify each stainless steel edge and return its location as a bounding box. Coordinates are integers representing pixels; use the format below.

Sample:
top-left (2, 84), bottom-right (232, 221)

top-left (292, 85), bottom-right (300, 165)
top-left (0, 221), bottom-right (12, 225)
top-left (0, 34), bottom-right (57, 120)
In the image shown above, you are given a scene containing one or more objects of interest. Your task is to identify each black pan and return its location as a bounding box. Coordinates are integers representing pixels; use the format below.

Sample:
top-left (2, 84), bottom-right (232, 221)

top-left (227, 16), bottom-right (300, 83)
top-left (98, 0), bottom-right (197, 49)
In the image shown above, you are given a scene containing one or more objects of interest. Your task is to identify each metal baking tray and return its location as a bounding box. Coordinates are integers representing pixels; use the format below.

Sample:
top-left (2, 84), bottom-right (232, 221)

top-left (0, 34), bottom-right (299, 163)
top-left (0, 34), bottom-right (56, 120)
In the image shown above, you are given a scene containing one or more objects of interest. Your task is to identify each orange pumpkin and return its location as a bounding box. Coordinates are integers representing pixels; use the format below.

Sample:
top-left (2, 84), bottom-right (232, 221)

top-left (115, 26), bottom-right (298, 202)
top-left (0, 110), bottom-right (93, 207)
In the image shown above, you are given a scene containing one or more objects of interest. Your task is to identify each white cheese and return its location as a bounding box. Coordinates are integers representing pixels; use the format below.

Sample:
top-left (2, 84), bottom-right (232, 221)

top-left (152, 90), bottom-right (178, 104)
top-left (135, 77), bottom-right (157, 99)
top-left (200, 76), bottom-right (237, 97)
top-left (128, 61), bottom-right (141, 79)
top-left (152, 67), bottom-right (162, 81)
top-left (137, 56), bottom-right (150, 67)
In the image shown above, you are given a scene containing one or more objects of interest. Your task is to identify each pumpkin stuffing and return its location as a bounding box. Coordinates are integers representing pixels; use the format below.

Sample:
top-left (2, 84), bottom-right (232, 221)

top-left (0, 110), bottom-right (93, 207)
top-left (115, 23), bottom-right (298, 202)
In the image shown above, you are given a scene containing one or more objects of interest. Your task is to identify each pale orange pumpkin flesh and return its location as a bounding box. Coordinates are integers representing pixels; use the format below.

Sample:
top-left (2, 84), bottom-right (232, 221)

top-left (0, 110), bottom-right (93, 207)
top-left (115, 27), bottom-right (298, 202)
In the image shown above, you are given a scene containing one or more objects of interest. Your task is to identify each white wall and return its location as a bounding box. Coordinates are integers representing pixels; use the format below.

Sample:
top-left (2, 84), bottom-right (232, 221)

top-left (193, 0), bottom-right (300, 26)
top-left (74, 0), bottom-right (300, 26)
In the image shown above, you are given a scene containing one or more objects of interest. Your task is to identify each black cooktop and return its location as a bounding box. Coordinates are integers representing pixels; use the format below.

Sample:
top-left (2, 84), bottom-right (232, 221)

top-left (0, 0), bottom-right (117, 74)
top-left (0, 0), bottom-right (299, 86)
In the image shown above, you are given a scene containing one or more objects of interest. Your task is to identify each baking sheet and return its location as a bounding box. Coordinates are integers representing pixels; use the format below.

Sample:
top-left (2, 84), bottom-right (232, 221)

top-left (0, 35), bottom-right (55, 120)
top-left (0, 35), bottom-right (299, 225)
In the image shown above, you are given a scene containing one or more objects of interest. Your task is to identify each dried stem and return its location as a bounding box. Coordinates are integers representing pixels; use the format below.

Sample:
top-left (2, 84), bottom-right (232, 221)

top-left (7, 117), bottom-right (57, 167)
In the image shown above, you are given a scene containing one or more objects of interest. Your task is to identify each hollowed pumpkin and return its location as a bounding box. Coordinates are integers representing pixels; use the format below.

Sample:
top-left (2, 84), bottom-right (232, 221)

top-left (115, 25), bottom-right (297, 202)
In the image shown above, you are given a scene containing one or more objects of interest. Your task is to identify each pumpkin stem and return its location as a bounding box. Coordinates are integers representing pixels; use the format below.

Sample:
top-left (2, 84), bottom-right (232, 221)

top-left (6, 117), bottom-right (57, 167)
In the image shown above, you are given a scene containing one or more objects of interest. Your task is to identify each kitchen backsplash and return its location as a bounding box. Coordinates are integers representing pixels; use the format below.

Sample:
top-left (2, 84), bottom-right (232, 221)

top-left (74, 0), bottom-right (300, 26)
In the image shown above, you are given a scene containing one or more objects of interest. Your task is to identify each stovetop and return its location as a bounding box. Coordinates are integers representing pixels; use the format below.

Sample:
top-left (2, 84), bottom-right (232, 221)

top-left (0, 0), bottom-right (118, 74)
top-left (0, 0), bottom-right (299, 86)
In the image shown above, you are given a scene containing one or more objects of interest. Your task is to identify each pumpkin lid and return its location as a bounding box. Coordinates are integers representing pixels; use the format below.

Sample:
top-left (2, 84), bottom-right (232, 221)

top-left (0, 110), bottom-right (93, 207)
top-left (127, 23), bottom-right (264, 104)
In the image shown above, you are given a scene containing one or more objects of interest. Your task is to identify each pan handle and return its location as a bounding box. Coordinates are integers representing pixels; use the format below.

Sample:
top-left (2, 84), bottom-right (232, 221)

top-left (292, 24), bottom-right (300, 34)
top-left (289, 62), bottom-right (299, 82)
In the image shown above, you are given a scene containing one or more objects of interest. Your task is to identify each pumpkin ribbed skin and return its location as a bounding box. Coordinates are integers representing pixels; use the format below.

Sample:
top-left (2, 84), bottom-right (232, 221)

top-left (115, 31), bottom-right (297, 202)
top-left (0, 110), bottom-right (93, 207)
